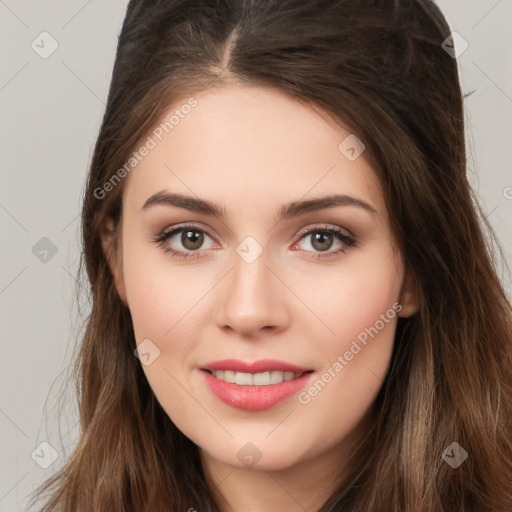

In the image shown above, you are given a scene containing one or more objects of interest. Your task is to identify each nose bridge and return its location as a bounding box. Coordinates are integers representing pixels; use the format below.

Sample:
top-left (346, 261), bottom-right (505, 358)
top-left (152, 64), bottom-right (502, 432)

top-left (216, 242), bottom-right (288, 334)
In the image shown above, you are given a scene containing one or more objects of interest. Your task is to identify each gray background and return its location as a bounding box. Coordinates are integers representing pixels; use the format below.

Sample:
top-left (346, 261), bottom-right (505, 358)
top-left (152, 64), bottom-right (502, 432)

top-left (1, 1), bottom-right (511, 510)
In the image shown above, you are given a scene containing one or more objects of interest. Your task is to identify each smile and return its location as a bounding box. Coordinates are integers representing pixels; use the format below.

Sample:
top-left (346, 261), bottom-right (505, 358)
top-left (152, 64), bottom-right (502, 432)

top-left (205, 369), bottom-right (306, 386)
top-left (201, 369), bottom-right (315, 411)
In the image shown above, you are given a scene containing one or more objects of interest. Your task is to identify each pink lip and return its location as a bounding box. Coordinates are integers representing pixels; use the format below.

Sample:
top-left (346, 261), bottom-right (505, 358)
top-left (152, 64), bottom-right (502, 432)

top-left (202, 371), bottom-right (313, 411)
top-left (201, 358), bottom-right (312, 373)
top-left (200, 359), bottom-right (315, 411)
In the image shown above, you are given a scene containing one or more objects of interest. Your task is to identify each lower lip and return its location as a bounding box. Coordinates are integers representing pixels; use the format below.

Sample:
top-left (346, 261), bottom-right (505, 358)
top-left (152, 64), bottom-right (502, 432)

top-left (202, 370), bottom-right (314, 411)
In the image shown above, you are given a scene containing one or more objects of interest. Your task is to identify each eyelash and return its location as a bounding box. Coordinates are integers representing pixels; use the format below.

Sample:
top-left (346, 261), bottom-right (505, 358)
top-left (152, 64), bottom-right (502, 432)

top-left (152, 223), bottom-right (356, 260)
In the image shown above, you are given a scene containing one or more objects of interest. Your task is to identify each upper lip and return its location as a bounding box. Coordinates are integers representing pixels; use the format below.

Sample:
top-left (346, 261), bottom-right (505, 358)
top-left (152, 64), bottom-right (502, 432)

top-left (201, 359), bottom-right (313, 374)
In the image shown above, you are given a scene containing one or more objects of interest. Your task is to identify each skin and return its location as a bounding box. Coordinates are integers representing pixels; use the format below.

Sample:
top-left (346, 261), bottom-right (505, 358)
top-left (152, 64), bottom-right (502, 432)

top-left (101, 83), bottom-right (419, 512)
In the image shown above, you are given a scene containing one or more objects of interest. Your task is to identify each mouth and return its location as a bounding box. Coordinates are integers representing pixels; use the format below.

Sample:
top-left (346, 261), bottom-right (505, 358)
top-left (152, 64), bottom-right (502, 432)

top-left (202, 369), bottom-right (312, 386)
top-left (199, 359), bottom-right (315, 411)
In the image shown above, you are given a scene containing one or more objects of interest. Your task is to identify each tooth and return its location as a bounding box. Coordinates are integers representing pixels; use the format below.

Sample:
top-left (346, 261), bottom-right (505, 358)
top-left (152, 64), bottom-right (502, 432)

top-left (253, 371), bottom-right (271, 385)
top-left (223, 370), bottom-right (236, 383)
top-left (270, 371), bottom-right (284, 384)
top-left (235, 371), bottom-right (253, 385)
top-left (211, 369), bottom-right (305, 385)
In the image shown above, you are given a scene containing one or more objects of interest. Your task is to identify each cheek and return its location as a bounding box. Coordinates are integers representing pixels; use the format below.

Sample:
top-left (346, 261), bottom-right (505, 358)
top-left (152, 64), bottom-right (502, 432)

top-left (300, 247), bottom-right (402, 346)
top-left (122, 234), bottom-right (207, 345)
top-left (295, 249), bottom-right (401, 415)
top-left (293, 302), bottom-right (399, 460)
top-left (123, 252), bottom-right (208, 429)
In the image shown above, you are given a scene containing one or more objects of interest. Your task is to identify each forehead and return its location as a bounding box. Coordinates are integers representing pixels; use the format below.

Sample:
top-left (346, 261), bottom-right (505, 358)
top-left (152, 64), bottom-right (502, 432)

top-left (123, 84), bottom-right (385, 219)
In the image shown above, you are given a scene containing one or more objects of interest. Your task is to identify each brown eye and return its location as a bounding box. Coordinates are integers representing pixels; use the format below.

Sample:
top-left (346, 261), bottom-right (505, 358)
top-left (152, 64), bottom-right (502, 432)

top-left (294, 225), bottom-right (356, 259)
top-left (153, 225), bottom-right (215, 258)
top-left (310, 231), bottom-right (334, 252)
top-left (180, 229), bottom-right (204, 250)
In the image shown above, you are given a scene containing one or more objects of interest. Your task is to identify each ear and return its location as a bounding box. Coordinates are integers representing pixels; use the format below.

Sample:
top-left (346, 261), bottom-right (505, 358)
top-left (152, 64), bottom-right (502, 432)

top-left (397, 266), bottom-right (420, 317)
top-left (100, 218), bottom-right (128, 306)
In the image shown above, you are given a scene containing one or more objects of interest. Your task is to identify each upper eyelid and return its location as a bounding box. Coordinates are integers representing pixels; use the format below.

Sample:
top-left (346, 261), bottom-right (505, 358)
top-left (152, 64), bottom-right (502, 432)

top-left (296, 223), bottom-right (354, 239)
top-left (161, 223), bottom-right (216, 241)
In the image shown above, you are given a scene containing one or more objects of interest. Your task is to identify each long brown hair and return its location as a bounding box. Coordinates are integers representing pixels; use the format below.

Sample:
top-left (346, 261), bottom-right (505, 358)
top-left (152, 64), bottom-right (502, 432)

top-left (29, 0), bottom-right (512, 510)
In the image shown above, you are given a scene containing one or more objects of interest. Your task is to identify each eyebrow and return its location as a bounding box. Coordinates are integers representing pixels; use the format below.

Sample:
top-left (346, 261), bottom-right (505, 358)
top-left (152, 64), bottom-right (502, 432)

top-left (141, 191), bottom-right (378, 220)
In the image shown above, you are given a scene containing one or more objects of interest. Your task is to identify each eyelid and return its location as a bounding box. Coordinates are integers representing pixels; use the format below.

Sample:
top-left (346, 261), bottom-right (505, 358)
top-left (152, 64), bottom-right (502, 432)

top-left (295, 223), bottom-right (355, 240)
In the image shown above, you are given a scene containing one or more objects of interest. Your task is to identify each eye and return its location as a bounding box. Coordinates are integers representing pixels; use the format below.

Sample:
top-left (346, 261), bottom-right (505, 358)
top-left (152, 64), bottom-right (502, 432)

top-left (152, 224), bottom-right (216, 260)
top-left (293, 224), bottom-right (356, 259)
top-left (152, 223), bottom-right (356, 260)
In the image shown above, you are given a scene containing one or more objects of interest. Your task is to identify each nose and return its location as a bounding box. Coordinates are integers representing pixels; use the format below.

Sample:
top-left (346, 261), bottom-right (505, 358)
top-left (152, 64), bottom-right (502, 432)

top-left (214, 250), bottom-right (290, 338)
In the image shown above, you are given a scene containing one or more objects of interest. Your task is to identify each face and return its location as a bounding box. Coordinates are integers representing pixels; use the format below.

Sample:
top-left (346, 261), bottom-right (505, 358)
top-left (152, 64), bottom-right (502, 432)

top-left (103, 84), bottom-right (418, 474)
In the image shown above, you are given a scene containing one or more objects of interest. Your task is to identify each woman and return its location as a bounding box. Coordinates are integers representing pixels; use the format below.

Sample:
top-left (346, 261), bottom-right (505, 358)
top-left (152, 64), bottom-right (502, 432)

top-left (30, 0), bottom-right (512, 510)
